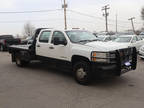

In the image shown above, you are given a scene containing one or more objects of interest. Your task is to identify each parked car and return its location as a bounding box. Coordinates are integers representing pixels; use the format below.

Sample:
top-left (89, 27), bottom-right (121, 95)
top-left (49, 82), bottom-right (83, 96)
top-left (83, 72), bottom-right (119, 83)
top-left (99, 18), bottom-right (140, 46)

top-left (21, 36), bottom-right (34, 45)
top-left (97, 35), bottom-right (117, 42)
top-left (0, 35), bottom-right (21, 51)
top-left (9, 29), bottom-right (137, 85)
top-left (139, 35), bottom-right (144, 40)
top-left (139, 45), bottom-right (144, 59)
top-left (113, 35), bottom-right (144, 51)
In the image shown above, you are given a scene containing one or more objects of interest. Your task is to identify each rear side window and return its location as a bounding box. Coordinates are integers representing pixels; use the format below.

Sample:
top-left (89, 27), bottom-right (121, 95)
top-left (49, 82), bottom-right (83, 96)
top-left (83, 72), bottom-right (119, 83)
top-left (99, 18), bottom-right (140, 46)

top-left (39, 31), bottom-right (51, 43)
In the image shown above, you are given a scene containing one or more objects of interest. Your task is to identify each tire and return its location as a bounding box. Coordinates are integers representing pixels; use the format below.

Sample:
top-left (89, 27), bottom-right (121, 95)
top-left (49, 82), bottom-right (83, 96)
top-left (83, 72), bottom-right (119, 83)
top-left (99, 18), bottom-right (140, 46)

top-left (0, 45), bottom-right (4, 51)
top-left (73, 61), bottom-right (91, 85)
top-left (15, 55), bottom-right (29, 67)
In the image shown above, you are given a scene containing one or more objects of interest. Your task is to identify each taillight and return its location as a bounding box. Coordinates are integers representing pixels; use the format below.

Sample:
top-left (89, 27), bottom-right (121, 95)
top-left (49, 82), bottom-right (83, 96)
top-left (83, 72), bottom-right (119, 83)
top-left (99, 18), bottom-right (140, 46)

top-left (19, 39), bottom-right (21, 44)
top-left (3, 40), bottom-right (6, 45)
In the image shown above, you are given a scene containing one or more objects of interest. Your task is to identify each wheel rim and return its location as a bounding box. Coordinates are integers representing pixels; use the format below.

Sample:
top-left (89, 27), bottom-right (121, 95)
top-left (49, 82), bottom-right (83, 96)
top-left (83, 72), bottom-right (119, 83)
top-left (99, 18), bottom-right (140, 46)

top-left (76, 68), bottom-right (87, 80)
top-left (16, 57), bottom-right (21, 65)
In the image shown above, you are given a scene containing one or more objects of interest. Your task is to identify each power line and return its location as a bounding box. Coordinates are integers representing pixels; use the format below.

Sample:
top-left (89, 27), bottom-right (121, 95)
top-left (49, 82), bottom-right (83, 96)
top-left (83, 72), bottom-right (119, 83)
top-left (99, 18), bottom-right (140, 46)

top-left (0, 9), bottom-right (62, 14)
top-left (0, 19), bottom-right (64, 23)
top-left (67, 9), bottom-right (104, 20)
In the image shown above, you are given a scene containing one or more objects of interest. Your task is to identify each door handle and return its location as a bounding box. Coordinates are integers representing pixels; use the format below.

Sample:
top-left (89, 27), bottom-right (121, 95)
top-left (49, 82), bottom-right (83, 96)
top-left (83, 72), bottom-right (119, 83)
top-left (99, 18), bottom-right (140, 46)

top-left (49, 46), bottom-right (54, 49)
top-left (37, 45), bottom-right (40, 47)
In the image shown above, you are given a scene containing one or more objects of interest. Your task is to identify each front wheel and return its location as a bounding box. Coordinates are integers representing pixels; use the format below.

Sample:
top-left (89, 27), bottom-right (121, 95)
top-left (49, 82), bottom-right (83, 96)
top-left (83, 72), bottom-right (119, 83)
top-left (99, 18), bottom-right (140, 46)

top-left (73, 61), bottom-right (91, 85)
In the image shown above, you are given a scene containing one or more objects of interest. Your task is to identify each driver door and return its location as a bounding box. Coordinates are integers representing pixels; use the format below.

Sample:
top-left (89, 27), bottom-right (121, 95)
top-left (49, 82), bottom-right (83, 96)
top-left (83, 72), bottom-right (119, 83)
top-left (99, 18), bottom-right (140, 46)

top-left (49, 31), bottom-right (70, 61)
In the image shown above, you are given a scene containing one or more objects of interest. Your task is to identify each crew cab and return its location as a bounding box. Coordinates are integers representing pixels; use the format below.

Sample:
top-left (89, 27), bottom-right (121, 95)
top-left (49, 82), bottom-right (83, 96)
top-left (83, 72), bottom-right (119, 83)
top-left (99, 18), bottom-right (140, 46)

top-left (9, 29), bottom-right (137, 85)
top-left (113, 35), bottom-right (144, 51)
top-left (0, 35), bottom-right (21, 51)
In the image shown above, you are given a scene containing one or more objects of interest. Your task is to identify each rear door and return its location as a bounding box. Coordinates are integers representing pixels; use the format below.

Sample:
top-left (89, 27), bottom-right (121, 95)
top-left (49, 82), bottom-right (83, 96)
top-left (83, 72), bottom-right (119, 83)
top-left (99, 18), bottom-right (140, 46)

top-left (36, 30), bottom-right (52, 57)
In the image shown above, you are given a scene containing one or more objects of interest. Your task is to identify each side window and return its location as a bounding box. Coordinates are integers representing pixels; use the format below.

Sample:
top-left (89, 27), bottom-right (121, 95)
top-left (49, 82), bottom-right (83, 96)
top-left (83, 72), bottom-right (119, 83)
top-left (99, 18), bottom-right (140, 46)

top-left (51, 31), bottom-right (67, 43)
top-left (39, 31), bottom-right (51, 43)
top-left (132, 37), bottom-right (137, 43)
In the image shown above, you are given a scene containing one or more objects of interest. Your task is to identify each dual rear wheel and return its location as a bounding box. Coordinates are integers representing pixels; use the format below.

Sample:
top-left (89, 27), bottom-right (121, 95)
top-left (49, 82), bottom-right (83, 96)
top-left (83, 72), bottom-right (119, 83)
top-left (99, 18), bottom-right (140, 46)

top-left (15, 55), bottom-right (29, 67)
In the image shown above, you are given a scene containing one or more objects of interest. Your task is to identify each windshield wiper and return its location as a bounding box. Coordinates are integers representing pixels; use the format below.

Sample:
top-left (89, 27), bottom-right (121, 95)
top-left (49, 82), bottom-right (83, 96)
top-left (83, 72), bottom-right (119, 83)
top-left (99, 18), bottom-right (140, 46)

top-left (91, 39), bottom-right (98, 41)
top-left (78, 40), bottom-right (92, 42)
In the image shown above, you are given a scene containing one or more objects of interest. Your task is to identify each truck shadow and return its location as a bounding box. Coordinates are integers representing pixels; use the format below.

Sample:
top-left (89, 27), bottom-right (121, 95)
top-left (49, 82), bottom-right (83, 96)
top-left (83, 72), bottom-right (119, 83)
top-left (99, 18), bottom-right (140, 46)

top-left (24, 61), bottom-right (132, 88)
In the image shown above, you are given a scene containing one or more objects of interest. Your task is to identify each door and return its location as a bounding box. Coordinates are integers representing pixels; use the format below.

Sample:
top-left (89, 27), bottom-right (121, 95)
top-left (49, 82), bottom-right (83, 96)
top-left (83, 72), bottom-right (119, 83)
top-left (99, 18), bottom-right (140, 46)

top-left (36, 30), bottom-right (52, 57)
top-left (49, 31), bottom-right (70, 61)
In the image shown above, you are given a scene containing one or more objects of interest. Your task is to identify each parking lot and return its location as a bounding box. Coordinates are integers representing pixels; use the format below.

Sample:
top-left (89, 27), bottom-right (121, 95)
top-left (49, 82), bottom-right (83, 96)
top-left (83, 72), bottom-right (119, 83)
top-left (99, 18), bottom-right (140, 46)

top-left (0, 52), bottom-right (144, 108)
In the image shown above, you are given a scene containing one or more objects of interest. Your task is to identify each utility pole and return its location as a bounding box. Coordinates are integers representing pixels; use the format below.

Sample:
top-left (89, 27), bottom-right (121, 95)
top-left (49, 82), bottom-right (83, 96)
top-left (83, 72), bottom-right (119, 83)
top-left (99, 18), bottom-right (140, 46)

top-left (62, 0), bottom-right (67, 30)
top-left (102, 5), bottom-right (110, 33)
top-left (128, 17), bottom-right (135, 34)
top-left (116, 14), bottom-right (118, 34)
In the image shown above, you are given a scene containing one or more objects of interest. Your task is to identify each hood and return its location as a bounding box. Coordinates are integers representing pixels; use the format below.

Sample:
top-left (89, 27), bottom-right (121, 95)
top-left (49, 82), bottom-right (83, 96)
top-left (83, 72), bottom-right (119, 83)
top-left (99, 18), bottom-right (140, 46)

top-left (84, 41), bottom-right (130, 52)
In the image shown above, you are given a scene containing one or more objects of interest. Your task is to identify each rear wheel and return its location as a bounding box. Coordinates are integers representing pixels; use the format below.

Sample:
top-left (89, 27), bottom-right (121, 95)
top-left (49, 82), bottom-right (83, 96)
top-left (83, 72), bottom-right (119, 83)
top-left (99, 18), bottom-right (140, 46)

top-left (73, 61), bottom-right (91, 85)
top-left (0, 45), bottom-right (4, 51)
top-left (15, 54), bottom-right (29, 67)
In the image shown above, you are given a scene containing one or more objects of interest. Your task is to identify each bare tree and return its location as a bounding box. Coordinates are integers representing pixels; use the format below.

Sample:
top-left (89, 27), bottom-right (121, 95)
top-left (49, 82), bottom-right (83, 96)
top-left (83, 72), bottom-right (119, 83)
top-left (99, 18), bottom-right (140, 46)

top-left (23, 22), bottom-right (35, 38)
top-left (141, 7), bottom-right (144, 21)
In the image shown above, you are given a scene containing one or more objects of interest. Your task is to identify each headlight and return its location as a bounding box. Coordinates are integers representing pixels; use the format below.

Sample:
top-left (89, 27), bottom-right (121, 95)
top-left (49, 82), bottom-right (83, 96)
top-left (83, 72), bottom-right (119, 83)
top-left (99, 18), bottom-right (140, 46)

top-left (91, 51), bottom-right (116, 63)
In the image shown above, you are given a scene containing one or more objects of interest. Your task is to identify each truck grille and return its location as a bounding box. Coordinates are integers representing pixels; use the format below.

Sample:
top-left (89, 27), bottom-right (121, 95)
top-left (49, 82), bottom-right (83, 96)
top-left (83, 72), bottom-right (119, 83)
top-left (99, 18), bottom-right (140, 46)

top-left (118, 48), bottom-right (133, 66)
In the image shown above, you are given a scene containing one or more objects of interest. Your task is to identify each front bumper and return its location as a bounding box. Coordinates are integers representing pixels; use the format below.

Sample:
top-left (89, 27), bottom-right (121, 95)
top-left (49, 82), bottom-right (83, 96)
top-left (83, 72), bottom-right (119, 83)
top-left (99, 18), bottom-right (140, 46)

top-left (91, 47), bottom-right (137, 76)
top-left (91, 62), bottom-right (133, 76)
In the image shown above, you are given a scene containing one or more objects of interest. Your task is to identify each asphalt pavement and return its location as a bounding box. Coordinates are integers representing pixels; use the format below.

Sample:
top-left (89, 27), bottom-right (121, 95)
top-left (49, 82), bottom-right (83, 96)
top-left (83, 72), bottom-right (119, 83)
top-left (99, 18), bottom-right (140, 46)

top-left (0, 52), bottom-right (144, 108)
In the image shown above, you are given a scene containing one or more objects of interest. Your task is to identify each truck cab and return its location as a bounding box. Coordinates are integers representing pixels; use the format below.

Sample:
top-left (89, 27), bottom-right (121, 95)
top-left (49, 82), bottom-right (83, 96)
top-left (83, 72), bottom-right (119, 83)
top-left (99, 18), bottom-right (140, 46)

top-left (9, 29), bottom-right (137, 85)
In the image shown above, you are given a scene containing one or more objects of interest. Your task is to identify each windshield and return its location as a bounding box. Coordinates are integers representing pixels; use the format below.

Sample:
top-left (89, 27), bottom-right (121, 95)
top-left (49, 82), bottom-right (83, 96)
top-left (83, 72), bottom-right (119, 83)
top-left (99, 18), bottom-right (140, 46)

top-left (113, 36), bottom-right (131, 43)
top-left (65, 31), bottom-right (97, 43)
top-left (26, 37), bottom-right (32, 40)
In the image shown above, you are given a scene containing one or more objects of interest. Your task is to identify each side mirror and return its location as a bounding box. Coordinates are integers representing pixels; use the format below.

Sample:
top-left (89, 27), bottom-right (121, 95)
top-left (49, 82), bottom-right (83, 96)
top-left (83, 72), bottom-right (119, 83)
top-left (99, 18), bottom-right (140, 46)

top-left (53, 37), bottom-right (67, 46)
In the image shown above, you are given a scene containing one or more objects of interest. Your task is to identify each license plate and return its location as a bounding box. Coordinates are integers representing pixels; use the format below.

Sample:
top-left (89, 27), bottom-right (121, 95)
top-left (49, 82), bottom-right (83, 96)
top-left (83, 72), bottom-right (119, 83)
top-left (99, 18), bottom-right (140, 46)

top-left (125, 62), bottom-right (131, 66)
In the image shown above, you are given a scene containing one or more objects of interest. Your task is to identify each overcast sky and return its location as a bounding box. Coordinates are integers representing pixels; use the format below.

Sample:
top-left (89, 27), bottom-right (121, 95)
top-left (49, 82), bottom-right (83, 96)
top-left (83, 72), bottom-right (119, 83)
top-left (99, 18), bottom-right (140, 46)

top-left (0, 0), bottom-right (144, 36)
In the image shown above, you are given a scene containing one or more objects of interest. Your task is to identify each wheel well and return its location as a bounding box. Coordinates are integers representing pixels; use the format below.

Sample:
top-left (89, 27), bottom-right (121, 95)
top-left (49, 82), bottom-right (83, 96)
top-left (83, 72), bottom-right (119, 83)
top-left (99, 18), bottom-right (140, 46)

top-left (72, 55), bottom-right (90, 66)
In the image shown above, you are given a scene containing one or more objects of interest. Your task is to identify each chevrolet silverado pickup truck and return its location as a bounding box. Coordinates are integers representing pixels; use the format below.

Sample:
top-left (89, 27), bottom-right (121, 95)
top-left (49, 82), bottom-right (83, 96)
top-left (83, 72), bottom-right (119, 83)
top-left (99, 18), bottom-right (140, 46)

top-left (9, 29), bottom-right (137, 85)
